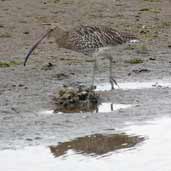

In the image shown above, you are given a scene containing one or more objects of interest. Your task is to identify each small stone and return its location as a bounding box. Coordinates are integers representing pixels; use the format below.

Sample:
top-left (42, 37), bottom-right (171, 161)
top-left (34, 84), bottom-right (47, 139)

top-left (59, 88), bottom-right (66, 96)
top-left (128, 72), bottom-right (131, 76)
top-left (132, 68), bottom-right (150, 73)
top-left (78, 91), bottom-right (88, 100)
top-left (26, 138), bottom-right (33, 141)
top-left (66, 87), bottom-right (77, 94)
top-left (61, 93), bottom-right (72, 100)
top-left (35, 137), bottom-right (42, 140)
top-left (149, 57), bottom-right (156, 60)
top-left (41, 62), bottom-right (54, 71)
top-left (56, 73), bottom-right (69, 80)
top-left (23, 31), bottom-right (29, 35)
top-left (18, 84), bottom-right (24, 87)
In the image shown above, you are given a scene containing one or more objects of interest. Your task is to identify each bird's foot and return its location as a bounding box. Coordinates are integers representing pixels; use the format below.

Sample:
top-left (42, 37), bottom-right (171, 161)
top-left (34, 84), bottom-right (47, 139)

top-left (90, 85), bottom-right (96, 91)
top-left (110, 77), bottom-right (119, 90)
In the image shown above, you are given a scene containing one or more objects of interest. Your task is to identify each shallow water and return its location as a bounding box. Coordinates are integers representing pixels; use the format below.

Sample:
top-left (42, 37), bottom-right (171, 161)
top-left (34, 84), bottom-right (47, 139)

top-left (1, 117), bottom-right (171, 171)
top-left (96, 103), bottom-right (133, 113)
top-left (96, 80), bottom-right (171, 91)
top-left (0, 133), bottom-right (143, 171)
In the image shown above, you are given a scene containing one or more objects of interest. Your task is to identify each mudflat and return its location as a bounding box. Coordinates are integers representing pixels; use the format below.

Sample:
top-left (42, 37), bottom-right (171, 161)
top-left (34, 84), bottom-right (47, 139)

top-left (0, 0), bottom-right (171, 149)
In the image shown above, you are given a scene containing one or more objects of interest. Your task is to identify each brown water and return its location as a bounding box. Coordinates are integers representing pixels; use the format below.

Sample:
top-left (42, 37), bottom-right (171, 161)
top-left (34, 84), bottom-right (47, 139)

top-left (49, 133), bottom-right (143, 157)
top-left (1, 117), bottom-right (171, 171)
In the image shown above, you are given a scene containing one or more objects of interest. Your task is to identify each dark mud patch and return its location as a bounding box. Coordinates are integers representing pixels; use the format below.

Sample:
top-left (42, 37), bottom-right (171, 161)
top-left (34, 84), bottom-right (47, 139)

top-left (50, 133), bottom-right (144, 157)
top-left (131, 68), bottom-right (151, 74)
top-left (41, 62), bottom-right (54, 71)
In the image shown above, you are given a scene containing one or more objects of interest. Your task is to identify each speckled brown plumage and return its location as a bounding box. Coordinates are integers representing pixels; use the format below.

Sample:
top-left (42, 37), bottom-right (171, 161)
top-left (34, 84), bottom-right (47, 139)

top-left (54, 25), bottom-right (137, 55)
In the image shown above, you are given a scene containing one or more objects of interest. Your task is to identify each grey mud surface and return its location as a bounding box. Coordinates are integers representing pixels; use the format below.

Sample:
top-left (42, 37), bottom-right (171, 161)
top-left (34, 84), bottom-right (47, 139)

top-left (0, 0), bottom-right (171, 149)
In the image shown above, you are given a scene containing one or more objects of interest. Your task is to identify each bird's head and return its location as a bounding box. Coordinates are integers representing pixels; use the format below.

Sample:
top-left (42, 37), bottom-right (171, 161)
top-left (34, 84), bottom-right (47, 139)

top-left (23, 24), bottom-right (66, 66)
top-left (49, 24), bottom-right (67, 44)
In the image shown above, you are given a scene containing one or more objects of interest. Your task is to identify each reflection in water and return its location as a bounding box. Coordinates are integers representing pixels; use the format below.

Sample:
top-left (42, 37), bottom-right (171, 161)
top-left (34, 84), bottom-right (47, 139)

top-left (54, 102), bottom-right (97, 113)
top-left (49, 133), bottom-right (144, 157)
top-left (38, 110), bottom-right (54, 115)
top-left (96, 103), bottom-right (132, 113)
top-left (38, 103), bottom-right (133, 115)
top-left (96, 81), bottom-right (171, 91)
top-left (53, 103), bottom-right (132, 114)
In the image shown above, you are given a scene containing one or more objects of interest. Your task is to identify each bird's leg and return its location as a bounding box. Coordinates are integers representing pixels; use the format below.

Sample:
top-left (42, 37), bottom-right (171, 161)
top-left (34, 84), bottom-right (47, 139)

top-left (87, 53), bottom-right (98, 110)
top-left (108, 55), bottom-right (119, 90)
top-left (111, 103), bottom-right (114, 111)
top-left (91, 53), bottom-right (98, 89)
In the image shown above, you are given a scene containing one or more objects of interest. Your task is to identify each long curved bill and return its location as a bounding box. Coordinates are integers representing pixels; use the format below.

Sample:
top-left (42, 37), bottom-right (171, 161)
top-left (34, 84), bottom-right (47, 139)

top-left (24, 28), bottom-right (54, 66)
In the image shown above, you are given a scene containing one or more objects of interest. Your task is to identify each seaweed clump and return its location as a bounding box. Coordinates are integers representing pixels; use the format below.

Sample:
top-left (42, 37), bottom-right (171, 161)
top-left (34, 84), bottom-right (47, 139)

top-left (53, 85), bottom-right (99, 113)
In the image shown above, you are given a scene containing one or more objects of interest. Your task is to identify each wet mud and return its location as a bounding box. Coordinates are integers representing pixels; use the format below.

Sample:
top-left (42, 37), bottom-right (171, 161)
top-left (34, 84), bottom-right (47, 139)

top-left (1, 117), bottom-right (171, 171)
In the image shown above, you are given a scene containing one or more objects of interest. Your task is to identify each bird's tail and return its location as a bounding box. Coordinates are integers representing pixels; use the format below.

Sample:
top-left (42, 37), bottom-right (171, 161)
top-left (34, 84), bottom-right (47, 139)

top-left (120, 31), bottom-right (139, 42)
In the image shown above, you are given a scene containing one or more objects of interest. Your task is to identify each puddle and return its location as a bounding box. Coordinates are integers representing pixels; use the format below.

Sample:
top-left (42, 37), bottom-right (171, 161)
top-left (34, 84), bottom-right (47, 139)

top-left (96, 81), bottom-right (171, 91)
top-left (38, 110), bottom-right (54, 115)
top-left (96, 103), bottom-right (132, 113)
top-left (0, 133), bottom-right (144, 171)
top-left (1, 117), bottom-right (171, 170)
top-left (49, 133), bottom-right (143, 157)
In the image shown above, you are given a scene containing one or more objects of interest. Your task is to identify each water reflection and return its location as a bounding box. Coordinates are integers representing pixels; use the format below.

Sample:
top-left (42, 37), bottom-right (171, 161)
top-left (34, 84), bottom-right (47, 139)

top-left (96, 81), bottom-right (171, 91)
top-left (38, 110), bottom-right (54, 115)
top-left (96, 103), bottom-right (132, 113)
top-left (49, 133), bottom-right (144, 157)
top-left (54, 102), bottom-right (97, 113)
top-left (54, 103), bottom-right (132, 114)
top-left (37, 103), bottom-right (133, 115)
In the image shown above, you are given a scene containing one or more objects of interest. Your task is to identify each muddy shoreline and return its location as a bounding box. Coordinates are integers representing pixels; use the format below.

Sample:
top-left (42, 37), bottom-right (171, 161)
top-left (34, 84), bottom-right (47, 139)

top-left (0, 0), bottom-right (171, 150)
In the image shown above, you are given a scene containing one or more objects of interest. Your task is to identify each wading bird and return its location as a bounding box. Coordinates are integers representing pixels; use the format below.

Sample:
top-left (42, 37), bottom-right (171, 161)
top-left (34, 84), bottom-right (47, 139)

top-left (24, 25), bottom-right (138, 89)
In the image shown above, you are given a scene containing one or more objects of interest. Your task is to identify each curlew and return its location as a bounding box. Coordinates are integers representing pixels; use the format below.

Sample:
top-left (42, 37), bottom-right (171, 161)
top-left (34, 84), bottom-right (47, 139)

top-left (24, 25), bottom-right (138, 89)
